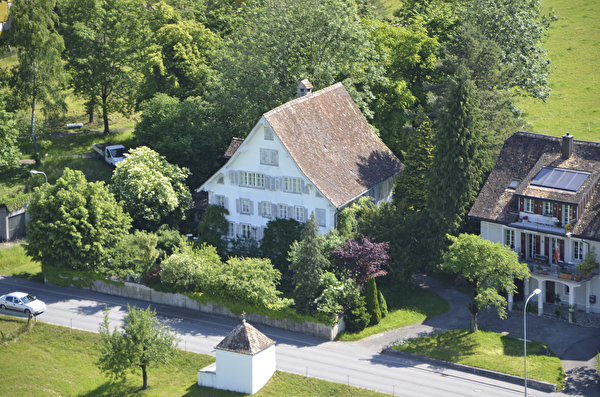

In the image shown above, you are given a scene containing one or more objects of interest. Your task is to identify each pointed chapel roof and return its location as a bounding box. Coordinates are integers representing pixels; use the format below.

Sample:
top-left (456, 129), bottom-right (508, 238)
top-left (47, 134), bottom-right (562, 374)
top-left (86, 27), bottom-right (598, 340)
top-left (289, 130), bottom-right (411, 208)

top-left (215, 321), bottom-right (276, 355)
top-left (264, 82), bottom-right (403, 208)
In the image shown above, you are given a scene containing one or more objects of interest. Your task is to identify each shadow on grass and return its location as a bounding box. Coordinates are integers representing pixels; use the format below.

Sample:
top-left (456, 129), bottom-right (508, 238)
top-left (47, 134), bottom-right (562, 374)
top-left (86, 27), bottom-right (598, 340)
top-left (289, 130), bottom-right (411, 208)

top-left (79, 379), bottom-right (142, 397)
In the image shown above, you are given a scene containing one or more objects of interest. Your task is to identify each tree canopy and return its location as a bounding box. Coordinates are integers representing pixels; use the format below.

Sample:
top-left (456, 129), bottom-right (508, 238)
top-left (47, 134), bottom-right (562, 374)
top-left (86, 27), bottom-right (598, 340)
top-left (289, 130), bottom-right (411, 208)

top-left (111, 146), bottom-right (192, 232)
top-left (9, 0), bottom-right (67, 160)
top-left (443, 233), bottom-right (530, 332)
top-left (0, 90), bottom-right (20, 168)
top-left (97, 305), bottom-right (178, 390)
top-left (329, 235), bottom-right (389, 289)
top-left (25, 168), bottom-right (132, 270)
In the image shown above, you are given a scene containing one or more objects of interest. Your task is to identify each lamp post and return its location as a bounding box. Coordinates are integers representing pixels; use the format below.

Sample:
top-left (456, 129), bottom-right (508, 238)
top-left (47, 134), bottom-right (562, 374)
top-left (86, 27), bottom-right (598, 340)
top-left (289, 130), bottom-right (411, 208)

top-left (30, 170), bottom-right (48, 184)
top-left (524, 288), bottom-right (541, 397)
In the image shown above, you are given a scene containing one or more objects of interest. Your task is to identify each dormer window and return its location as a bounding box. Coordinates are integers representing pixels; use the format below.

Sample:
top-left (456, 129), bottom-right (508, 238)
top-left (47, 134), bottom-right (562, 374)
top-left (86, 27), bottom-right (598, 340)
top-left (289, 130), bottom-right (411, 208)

top-left (508, 178), bottom-right (520, 189)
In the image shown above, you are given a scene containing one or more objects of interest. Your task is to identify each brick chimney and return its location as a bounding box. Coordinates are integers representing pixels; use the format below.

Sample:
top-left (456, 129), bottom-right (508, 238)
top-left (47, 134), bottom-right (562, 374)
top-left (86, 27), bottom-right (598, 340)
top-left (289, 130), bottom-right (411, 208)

top-left (562, 132), bottom-right (574, 159)
top-left (296, 79), bottom-right (313, 98)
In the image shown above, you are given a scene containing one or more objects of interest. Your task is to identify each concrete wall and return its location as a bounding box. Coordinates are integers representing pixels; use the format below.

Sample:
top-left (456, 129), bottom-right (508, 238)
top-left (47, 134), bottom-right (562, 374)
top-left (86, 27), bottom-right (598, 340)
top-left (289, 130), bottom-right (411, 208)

top-left (47, 277), bottom-right (344, 340)
top-left (197, 363), bottom-right (216, 388)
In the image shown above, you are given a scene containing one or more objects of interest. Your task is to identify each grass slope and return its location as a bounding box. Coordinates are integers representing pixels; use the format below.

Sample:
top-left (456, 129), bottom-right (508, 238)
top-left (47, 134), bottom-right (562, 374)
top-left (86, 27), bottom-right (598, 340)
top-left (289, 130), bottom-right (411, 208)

top-left (517, 0), bottom-right (600, 140)
top-left (0, 316), bottom-right (388, 396)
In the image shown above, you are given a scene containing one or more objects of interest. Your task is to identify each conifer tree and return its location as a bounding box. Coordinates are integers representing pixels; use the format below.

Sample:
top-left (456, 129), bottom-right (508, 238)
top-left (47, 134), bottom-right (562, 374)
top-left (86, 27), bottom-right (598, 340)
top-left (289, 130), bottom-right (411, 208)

top-left (395, 107), bottom-right (434, 214)
top-left (289, 215), bottom-right (330, 313)
top-left (428, 67), bottom-right (487, 236)
top-left (365, 276), bottom-right (381, 326)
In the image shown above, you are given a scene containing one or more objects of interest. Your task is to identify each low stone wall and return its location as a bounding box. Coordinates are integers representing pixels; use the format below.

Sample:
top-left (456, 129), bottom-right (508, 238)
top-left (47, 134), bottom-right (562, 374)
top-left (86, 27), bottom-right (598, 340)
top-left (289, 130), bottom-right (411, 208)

top-left (382, 348), bottom-right (556, 392)
top-left (47, 278), bottom-right (344, 340)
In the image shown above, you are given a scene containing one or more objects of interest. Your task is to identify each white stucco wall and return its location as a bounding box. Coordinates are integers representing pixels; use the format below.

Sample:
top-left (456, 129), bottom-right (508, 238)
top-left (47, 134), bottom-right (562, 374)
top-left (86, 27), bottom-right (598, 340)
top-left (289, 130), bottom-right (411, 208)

top-left (250, 345), bottom-right (276, 393)
top-left (215, 350), bottom-right (254, 394)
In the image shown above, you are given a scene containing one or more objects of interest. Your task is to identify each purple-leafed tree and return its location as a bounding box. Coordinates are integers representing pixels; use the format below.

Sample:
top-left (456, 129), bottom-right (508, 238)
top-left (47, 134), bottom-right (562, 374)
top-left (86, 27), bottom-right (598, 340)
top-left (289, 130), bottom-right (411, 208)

top-left (329, 235), bottom-right (389, 289)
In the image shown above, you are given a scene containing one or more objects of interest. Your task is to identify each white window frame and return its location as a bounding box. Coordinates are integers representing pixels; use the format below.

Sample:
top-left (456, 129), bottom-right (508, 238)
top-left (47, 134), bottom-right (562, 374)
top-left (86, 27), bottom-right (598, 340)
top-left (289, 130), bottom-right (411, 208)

top-left (241, 198), bottom-right (251, 214)
top-left (241, 224), bottom-right (252, 238)
top-left (239, 171), bottom-right (265, 188)
top-left (295, 206), bottom-right (305, 222)
top-left (228, 222), bottom-right (235, 238)
top-left (278, 204), bottom-right (288, 219)
top-left (524, 198), bottom-right (534, 213)
top-left (215, 195), bottom-right (225, 208)
top-left (574, 241), bottom-right (584, 261)
top-left (543, 201), bottom-right (552, 216)
top-left (505, 229), bottom-right (515, 247)
top-left (262, 202), bottom-right (272, 218)
top-left (564, 204), bottom-right (573, 225)
top-left (284, 177), bottom-right (302, 193)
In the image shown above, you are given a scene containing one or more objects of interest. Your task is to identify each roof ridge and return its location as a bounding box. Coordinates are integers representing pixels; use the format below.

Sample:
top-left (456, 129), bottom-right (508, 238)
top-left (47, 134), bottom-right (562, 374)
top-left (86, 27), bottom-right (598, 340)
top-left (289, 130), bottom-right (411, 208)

top-left (264, 82), bottom-right (344, 118)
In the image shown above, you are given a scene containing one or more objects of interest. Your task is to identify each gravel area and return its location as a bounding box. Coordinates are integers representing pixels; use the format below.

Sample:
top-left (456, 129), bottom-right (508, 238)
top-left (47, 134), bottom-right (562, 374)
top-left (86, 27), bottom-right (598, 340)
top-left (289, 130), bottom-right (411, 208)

top-left (542, 304), bottom-right (600, 328)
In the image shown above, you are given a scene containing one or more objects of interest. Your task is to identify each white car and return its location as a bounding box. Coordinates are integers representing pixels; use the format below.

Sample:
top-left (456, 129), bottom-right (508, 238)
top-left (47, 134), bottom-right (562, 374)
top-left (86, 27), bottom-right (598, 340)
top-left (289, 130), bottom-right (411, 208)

top-left (0, 292), bottom-right (46, 316)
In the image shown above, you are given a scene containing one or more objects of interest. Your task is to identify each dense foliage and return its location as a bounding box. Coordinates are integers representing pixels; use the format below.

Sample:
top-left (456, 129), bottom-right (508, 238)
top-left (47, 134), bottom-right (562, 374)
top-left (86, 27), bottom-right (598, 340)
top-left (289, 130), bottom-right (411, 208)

top-left (111, 146), bottom-right (192, 231)
top-left (329, 235), bottom-right (389, 288)
top-left (25, 168), bottom-right (132, 270)
top-left (365, 276), bottom-right (381, 326)
top-left (443, 234), bottom-right (530, 332)
top-left (98, 305), bottom-right (178, 390)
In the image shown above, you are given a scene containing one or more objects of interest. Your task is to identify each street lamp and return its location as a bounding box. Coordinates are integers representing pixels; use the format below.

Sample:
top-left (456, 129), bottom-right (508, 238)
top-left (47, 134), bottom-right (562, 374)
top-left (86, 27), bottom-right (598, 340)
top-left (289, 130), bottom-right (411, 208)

top-left (524, 288), bottom-right (541, 397)
top-left (30, 170), bottom-right (48, 184)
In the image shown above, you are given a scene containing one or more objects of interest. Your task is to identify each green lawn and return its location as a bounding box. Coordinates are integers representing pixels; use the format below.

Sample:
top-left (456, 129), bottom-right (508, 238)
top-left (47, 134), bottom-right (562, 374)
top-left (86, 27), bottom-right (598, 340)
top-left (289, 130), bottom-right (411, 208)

top-left (514, 0), bottom-right (600, 140)
top-left (0, 316), bottom-right (388, 396)
top-left (393, 329), bottom-right (566, 389)
top-left (0, 243), bottom-right (42, 282)
top-left (337, 287), bottom-right (449, 341)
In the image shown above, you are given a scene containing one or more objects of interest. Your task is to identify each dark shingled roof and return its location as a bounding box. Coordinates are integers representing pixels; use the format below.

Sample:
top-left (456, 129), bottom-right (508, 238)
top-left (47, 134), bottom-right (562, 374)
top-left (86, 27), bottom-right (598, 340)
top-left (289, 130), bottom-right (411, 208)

top-left (224, 138), bottom-right (244, 159)
top-left (264, 82), bottom-right (403, 208)
top-left (215, 321), bottom-right (275, 355)
top-left (469, 131), bottom-right (600, 240)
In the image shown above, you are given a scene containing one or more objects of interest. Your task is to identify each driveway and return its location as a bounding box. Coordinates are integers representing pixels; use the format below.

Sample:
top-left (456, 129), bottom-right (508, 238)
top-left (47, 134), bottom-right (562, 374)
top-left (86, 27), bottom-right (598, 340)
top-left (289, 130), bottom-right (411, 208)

top-left (356, 273), bottom-right (600, 396)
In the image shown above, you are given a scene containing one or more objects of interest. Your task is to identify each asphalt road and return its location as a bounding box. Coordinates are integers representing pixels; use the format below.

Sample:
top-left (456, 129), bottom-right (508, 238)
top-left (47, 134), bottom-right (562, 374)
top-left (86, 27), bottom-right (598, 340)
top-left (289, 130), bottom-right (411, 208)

top-left (0, 275), bottom-right (553, 396)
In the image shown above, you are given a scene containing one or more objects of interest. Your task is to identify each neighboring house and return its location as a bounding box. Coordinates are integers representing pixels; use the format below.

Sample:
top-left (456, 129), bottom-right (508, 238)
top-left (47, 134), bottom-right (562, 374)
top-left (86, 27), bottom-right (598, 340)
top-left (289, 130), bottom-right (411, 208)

top-left (196, 80), bottom-right (403, 239)
top-left (0, 204), bottom-right (27, 241)
top-left (0, 0), bottom-right (11, 37)
top-left (469, 131), bottom-right (600, 320)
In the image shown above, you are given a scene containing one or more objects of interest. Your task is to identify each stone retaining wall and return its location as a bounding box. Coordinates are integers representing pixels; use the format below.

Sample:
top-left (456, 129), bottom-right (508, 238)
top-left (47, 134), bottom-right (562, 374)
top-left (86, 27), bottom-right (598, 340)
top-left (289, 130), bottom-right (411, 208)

top-left (46, 277), bottom-right (344, 340)
top-left (382, 348), bottom-right (556, 392)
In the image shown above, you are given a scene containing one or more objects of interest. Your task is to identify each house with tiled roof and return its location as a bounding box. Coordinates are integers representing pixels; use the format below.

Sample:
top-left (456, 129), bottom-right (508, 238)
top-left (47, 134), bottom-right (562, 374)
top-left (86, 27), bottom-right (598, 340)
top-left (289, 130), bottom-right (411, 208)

top-left (469, 131), bottom-right (600, 320)
top-left (195, 80), bottom-right (403, 239)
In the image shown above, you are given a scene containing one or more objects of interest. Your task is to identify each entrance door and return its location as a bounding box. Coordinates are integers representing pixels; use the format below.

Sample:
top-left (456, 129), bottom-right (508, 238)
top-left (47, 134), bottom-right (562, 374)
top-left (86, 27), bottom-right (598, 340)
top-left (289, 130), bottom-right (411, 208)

top-left (545, 281), bottom-right (555, 303)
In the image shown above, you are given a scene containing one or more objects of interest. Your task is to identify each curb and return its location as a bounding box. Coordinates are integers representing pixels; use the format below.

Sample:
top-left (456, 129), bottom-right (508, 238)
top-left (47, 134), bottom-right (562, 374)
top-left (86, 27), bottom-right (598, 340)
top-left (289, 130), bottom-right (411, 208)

top-left (382, 348), bottom-right (557, 393)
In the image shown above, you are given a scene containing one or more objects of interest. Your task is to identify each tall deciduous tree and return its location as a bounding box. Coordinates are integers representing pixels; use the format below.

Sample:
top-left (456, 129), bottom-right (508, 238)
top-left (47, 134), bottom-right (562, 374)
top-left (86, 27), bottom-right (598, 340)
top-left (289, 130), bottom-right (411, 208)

top-left (111, 146), bottom-right (192, 232)
top-left (443, 234), bottom-right (530, 332)
top-left (289, 215), bottom-right (330, 313)
top-left (329, 235), bottom-right (389, 289)
top-left (59, 0), bottom-right (148, 133)
top-left (25, 168), bottom-right (132, 270)
top-left (463, 0), bottom-right (554, 101)
top-left (134, 94), bottom-right (231, 188)
top-left (217, 0), bottom-right (384, 135)
top-left (97, 305), bottom-right (178, 390)
top-left (138, 1), bottom-right (220, 103)
top-left (0, 90), bottom-right (20, 168)
top-left (9, 0), bottom-right (67, 161)
top-left (260, 217), bottom-right (302, 278)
